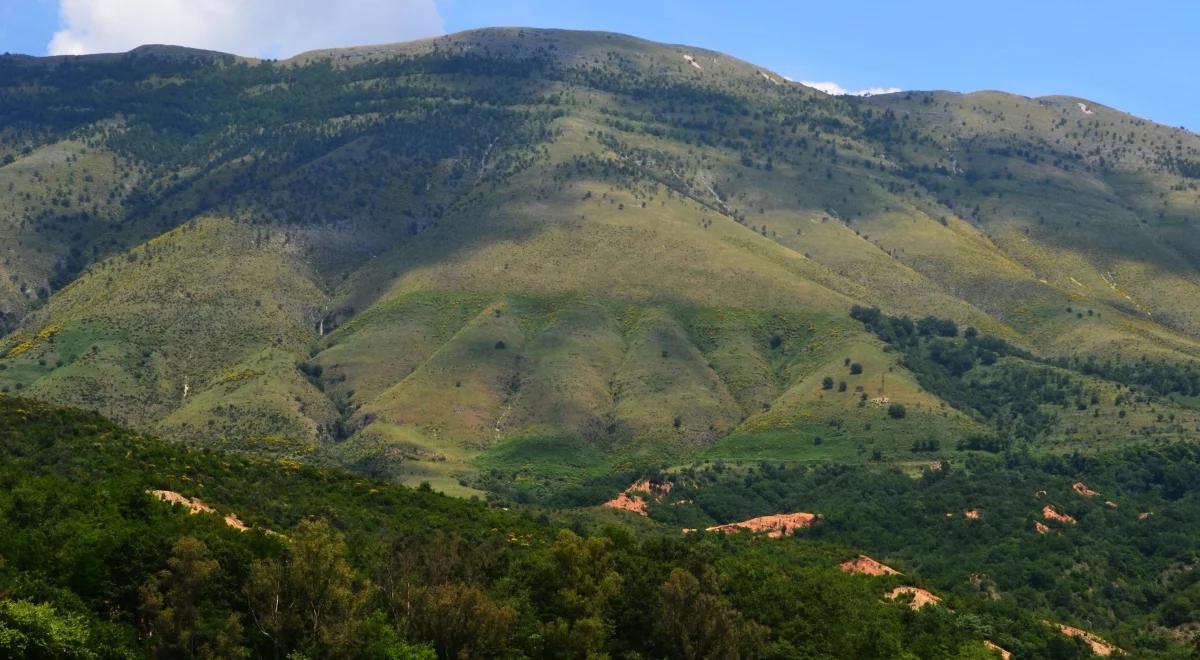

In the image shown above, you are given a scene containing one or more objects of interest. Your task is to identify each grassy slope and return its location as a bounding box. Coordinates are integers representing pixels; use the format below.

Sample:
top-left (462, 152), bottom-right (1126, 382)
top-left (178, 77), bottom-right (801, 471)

top-left (1, 216), bottom-right (329, 436)
top-left (0, 139), bottom-right (143, 331)
top-left (863, 90), bottom-right (1200, 357)
top-left (0, 28), bottom-right (1198, 492)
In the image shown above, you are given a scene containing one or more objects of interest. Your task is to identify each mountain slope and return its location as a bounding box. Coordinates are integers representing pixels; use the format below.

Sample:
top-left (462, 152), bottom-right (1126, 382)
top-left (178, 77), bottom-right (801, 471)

top-left (1, 28), bottom-right (1199, 491)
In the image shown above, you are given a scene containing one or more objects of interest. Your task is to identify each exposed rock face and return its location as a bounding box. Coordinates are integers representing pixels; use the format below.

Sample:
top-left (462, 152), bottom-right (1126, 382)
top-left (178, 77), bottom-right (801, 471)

top-left (602, 478), bottom-right (673, 516)
top-left (705, 512), bottom-right (819, 538)
top-left (839, 555), bottom-right (901, 576)
top-left (984, 640), bottom-right (1013, 659)
top-left (885, 586), bottom-right (942, 610)
top-left (1057, 623), bottom-right (1122, 656)
top-left (148, 489), bottom-right (250, 532)
top-left (1043, 505), bottom-right (1076, 524)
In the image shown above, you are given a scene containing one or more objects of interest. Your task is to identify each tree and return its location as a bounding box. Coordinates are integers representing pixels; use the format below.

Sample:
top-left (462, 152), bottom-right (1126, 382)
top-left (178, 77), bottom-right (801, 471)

top-left (245, 519), bottom-right (371, 658)
top-left (911, 439), bottom-right (940, 453)
top-left (917, 316), bottom-right (958, 337)
top-left (0, 600), bottom-right (96, 659)
top-left (407, 584), bottom-right (515, 658)
top-left (849, 363), bottom-right (863, 375)
top-left (140, 537), bottom-right (245, 659)
top-left (535, 530), bottom-right (622, 657)
top-left (361, 612), bottom-right (436, 659)
top-left (888, 404), bottom-right (907, 419)
top-left (821, 376), bottom-right (834, 390)
top-left (655, 569), bottom-right (766, 660)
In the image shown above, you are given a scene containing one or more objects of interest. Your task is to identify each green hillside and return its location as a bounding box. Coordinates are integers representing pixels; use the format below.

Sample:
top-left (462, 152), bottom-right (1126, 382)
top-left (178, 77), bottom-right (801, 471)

top-left (1, 28), bottom-right (1199, 494)
top-left (4, 394), bottom-right (1139, 659)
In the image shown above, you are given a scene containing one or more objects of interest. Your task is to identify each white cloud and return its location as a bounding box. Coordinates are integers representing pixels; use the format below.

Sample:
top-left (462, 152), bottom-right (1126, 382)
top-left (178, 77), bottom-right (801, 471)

top-left (799, 80), bottom-right (902, 97)
top-left (799, 80), bottom-right (849, 95)
top-left (48, 0), bottom-right (445, 58)
top-left (854, 86), bottom-right (904, 97)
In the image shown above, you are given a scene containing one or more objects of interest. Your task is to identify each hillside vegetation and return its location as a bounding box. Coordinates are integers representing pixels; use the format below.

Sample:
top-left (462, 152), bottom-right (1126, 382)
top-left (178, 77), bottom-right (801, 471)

top-left (1, 394), bottom-right (1127, 659)
top-left (1, 28), bottom-right (1199, 491)
top-left (634, 446), bottom-right (1200, 656)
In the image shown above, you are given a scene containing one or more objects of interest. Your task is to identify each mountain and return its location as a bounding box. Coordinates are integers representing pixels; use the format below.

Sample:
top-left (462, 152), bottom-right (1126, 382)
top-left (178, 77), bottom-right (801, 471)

top-left (1, 27), bottom-right (1199, 496)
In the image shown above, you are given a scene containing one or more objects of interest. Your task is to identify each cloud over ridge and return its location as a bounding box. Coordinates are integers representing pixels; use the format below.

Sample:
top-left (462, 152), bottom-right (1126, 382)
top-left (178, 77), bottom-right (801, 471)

top-left (48, 0), bottom-right (445, 58)
top-left (800, 80), bottom-right (902, 97)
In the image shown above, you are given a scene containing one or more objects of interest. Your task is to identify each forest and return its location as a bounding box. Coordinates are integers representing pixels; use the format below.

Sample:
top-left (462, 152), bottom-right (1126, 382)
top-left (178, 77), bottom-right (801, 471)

top-left (645, 448), bottom-right (1200, 656)
top-left (0, 394), bottom-right (1099, 659)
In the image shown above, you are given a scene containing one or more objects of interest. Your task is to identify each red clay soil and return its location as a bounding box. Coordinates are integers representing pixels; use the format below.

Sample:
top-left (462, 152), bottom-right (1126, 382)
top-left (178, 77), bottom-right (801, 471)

top-left (839, 555), bottom-right (900, 576)
top-left (603, 492), bottom-right (651, 515)
top-left (885, 586), bottom-right (942, 610)
top-left (706, 512), bottom-right (819, 538)
top-left (149, 490), bottom-right (249, 533)
top-left (983, 640), bottom-right (1014, 659)
top-left (1057, 623), bottom-right (1122, 656)
top-left (1138, 511), bottom-right (1153, 521)
top-left (1105, 500), bottom-right (1118, 509)
top-left (1072, 482), bottom-right (1100, 497)
top-left (964, 509), bottom-right (982, 520)
top-left (602, 478), bottom-right (673, 516)
top-left (1035, 521), bottom-right (1053, 535)
top-left (1043, 505), bottom-right (1076, 524)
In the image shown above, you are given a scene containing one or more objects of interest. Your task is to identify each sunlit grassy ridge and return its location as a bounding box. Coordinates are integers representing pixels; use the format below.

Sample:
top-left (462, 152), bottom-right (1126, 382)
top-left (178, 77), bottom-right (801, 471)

top-left (1, 28), bottom-right (1199, 491)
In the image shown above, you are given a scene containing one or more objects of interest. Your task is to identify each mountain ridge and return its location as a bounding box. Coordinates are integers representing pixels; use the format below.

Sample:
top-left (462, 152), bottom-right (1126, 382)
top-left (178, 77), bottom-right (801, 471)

top-left (4, 27), bottom-right (1172, 121)
top-left (0, 29), bottom-right (1115, 127)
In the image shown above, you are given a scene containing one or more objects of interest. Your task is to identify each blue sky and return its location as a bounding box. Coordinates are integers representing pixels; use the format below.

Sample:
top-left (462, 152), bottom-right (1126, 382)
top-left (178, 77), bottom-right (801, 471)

top-left (2, 0), bottom-right (1196, 129)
